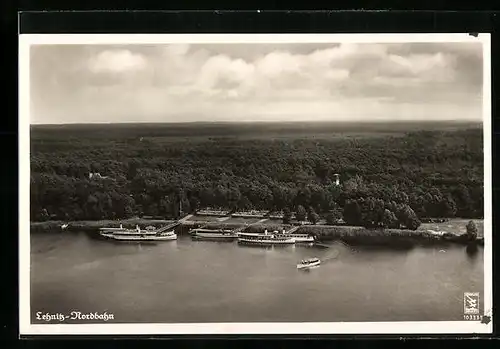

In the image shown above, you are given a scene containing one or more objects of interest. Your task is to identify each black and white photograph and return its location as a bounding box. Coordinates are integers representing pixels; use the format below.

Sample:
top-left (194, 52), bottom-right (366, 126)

top-left (19, 34), bottom-right (492, 335)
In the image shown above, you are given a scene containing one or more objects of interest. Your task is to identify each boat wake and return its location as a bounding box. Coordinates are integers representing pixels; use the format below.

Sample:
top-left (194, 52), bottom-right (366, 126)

top-left (310, 240), bottom-right (357, 264)
top-left (321, 249), bottom-right (341, 262)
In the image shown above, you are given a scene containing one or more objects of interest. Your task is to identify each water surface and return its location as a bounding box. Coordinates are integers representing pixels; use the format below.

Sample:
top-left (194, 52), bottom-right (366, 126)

top-left (30, 231), bottom-right (484, 323)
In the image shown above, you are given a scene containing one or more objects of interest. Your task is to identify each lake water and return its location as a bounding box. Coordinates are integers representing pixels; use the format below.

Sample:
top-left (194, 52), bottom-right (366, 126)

top-left (30, 231), bottom-right (484, 323)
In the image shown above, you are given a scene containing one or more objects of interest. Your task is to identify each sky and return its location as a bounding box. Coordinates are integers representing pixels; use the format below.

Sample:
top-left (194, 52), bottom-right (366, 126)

top-left (29, 42), bottom-right (484, 124)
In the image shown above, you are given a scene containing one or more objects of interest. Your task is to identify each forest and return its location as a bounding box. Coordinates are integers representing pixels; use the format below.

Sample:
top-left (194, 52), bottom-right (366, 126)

top-left (30, 122), bottom-right (484, 230)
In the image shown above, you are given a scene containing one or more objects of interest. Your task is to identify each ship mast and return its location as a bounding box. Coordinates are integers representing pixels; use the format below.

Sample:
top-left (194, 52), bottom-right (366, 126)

top-left (178, 188), bottom-right (183, 217)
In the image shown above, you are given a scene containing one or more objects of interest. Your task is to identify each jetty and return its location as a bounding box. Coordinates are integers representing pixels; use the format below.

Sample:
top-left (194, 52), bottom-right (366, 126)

top-left (179, 214), bottom-right (194, 223)
top-left (286, 226), bottom-right (301, 235)
top-left (155, 221), bottom-right (181, 233)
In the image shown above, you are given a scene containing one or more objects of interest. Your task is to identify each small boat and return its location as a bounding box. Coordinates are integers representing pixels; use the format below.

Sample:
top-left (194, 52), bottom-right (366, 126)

top-left (100, 225), bottom-right (177, 241)
top-left (61, 223), bottom-right (69, 230)
top-left (297, 257), bottom-right (321, 269)
top-left (190, 228), bottom-right (238, 241)
top-left (237, 230), bottom-right (295, 246)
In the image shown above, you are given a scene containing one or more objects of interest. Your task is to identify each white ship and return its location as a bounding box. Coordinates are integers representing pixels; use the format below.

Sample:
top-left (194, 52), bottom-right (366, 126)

top-left (100, 225), bottom-right (177, 241)
top-left (237, 230), bottom-right (295, 245)
top-left (277, 229), bottom-right (315, 243)
top-left (99, 224), bottom-right (127, 233)
top-left (297, 257), bottom-right (321, 269)
top-left (190, 228), bottom-right (238, 241)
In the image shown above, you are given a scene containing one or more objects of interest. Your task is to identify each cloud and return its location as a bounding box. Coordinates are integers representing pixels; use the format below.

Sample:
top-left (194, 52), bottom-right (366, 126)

top-left (88, 49), bottom-right (147, 73)
top-left (197, 55), bottom-right (255, 91)
top-left (386, 52), bottom-right (456, 81)
top-left (30, 42), bottom-right (484, 124)
top-left (188, 48), bottom-right (352, 101)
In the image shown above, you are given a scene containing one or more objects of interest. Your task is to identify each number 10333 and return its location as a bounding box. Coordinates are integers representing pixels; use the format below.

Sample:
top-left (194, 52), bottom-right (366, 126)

top-left (463, 314), bottom-right (481, 321)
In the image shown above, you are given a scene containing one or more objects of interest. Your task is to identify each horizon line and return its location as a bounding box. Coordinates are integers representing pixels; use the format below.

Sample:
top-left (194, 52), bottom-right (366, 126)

top-left (30, 119), bottom-right (483, 126)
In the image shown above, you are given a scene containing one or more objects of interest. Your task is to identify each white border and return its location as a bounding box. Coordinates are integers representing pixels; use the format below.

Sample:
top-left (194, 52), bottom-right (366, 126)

top-left (19, 33), bottom-right (493, 336)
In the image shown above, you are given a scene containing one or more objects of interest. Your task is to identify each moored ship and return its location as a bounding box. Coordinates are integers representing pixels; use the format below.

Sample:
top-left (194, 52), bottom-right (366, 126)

top-left (237, 230), bottom-right (296, 245)
top-left (276, 229), bottom-right (315, 243)
top-left (190, 228), bottom-right (238, 241)
top-left (100, 225), bottom-right (177, 241)
top-left (99, 224), bottom-right (127, 233)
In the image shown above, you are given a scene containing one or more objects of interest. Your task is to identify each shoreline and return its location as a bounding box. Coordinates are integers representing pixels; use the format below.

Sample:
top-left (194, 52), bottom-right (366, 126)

top-left (30, 219), bottom-right (484, 247)
top-left (30, 218), bottom-right (176, 232)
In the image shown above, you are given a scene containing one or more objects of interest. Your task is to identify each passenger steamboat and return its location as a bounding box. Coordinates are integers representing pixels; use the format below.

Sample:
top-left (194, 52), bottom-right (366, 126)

top-left (276, 229), bottom-right (315, 243)
top-left (237, 230), bottom-right (296, 245)
top-left (190, 228), bottom-right (238, 241)
top-left (99, 224), bottom-right (127, 233)
top-left (100, 225), bottom-right (177, 241)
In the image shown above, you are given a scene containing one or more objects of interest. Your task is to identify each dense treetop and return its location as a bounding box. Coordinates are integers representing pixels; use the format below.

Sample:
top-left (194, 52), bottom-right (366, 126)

top-left (30, 122), bottom-right (484, 228)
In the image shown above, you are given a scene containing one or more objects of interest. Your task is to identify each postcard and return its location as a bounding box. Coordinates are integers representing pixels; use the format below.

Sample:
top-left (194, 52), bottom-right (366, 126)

top-left (19, 33), bottom-right (492, 335)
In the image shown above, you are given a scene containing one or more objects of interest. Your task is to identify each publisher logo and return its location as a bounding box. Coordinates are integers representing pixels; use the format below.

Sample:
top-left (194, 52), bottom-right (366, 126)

top-left (464, 292), bottom-right (480, 315)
